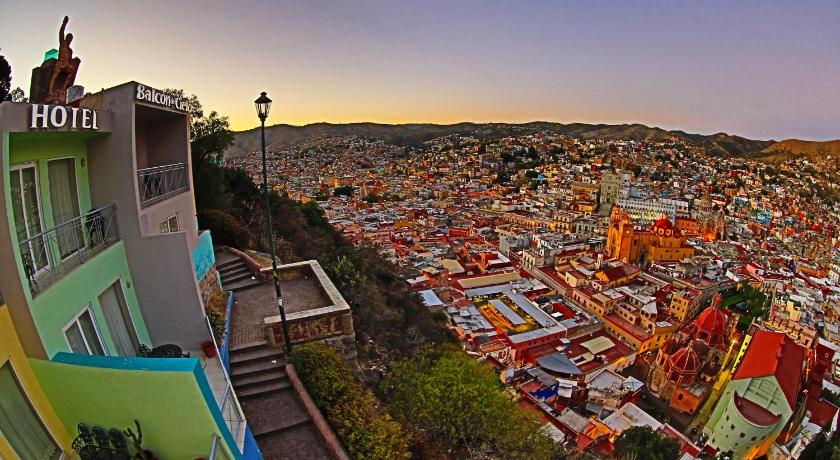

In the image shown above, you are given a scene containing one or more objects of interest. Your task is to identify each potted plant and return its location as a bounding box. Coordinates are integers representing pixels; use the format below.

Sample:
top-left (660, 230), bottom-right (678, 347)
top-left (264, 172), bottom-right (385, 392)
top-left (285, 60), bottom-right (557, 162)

top-left (202, 340), bottom-right (217, 358)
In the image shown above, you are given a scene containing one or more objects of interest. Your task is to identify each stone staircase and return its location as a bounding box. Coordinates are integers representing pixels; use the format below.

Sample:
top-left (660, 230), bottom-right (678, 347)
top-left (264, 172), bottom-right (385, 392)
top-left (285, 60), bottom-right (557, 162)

top-left (230, 343), bottom-right (332, 459)
top-left (217, 255), bottom-right (261, 292)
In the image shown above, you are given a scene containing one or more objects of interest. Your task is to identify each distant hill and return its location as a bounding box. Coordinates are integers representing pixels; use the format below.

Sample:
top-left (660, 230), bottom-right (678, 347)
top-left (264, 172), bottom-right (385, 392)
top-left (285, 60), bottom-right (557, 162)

top-left (224, 121), bottom-right (789, 159)
top-left (754, 139), bottom-right (840, 162)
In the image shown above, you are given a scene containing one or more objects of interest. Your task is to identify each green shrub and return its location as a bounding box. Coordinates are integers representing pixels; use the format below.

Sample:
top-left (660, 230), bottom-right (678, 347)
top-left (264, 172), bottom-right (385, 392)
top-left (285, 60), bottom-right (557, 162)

top-left (291, 343), bottom-right (410, 460)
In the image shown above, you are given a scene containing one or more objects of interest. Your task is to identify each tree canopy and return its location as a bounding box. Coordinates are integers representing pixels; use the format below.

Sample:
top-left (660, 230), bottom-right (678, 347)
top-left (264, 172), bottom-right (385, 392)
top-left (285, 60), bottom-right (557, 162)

top-left (291, 342), bottom-right (410, 460)
top-left (383, 347), bottom-right (563, 459)
top-left (614, 426), bottom-right (680, 460)
top-left (0, 51), bottom-right (11, 102)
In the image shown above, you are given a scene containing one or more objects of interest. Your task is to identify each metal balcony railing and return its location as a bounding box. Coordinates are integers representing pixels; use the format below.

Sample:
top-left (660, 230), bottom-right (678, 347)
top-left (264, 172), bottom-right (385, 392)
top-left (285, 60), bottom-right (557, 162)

top-left (137, 163), bottom-right (188, 207)
top-left (19, 204), bottom-right (120, 295)
top-left (209, 434), bottom-right (233, 460)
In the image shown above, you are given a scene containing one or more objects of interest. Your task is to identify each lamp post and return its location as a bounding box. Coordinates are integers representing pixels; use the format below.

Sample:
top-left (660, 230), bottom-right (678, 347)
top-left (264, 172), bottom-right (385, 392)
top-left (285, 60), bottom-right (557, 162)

top-left (255, 91), bottom-right (292, 354)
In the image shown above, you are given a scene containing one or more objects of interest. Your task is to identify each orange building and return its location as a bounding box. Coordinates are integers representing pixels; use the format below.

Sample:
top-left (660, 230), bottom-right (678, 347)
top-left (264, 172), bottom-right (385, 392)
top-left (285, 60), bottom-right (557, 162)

top-left (606, 208), bottom-right (694, 264)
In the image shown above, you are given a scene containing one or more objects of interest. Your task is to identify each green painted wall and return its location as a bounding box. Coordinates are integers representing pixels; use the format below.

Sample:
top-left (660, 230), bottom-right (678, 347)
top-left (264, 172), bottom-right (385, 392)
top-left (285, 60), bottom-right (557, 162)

top-left (704, 376), bottom-right (791, 458)
top-left (4, 135), bottom-right (151, 357)
top-left (30, 357), bottom-right (236, 459)
top-left (30, 242), bottom-right (152, 357)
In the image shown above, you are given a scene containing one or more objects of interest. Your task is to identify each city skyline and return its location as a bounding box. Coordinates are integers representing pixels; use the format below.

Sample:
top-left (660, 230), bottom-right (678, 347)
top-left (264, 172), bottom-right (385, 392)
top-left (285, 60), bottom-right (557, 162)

top-left (1, 0), bottom-right (839, 140)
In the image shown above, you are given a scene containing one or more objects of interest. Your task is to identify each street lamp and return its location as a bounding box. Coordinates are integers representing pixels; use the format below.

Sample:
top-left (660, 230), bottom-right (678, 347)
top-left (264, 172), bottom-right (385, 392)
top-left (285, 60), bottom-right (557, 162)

top-left (255, 91), bottom-right (292, 354)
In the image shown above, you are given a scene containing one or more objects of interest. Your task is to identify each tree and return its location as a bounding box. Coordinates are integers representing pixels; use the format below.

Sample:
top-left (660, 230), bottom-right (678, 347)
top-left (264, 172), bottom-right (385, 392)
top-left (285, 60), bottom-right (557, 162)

top-left (383, 347), bottom-right (562, 459)
top-left (191, 111), bottom-right (234, 163)
top-left (291, 343), bottom-right (411, 460)
top-left (614, 426), bottom-right (680, 460)
top-left (0, 51), bottom-right (12, 102)
top-left (162, 88), bottom-right (203, 120)
top-left (333, 185), bottom-right (354, 197)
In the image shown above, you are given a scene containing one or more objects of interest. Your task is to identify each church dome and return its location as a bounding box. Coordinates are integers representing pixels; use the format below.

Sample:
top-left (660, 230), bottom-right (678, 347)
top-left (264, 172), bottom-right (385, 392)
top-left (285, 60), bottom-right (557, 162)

top-left (694, 297), bottom-right (728, 337)
top-left (692, 294), bottom-right (729, 348)
top-left (652, 214), bottom-right (673, 231)
top-left (668, 345), bottom-right (701, 375)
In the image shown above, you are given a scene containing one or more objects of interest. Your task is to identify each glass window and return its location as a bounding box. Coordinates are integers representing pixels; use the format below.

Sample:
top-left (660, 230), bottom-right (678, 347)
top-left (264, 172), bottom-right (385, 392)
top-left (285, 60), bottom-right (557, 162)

top-left (159, 214), bottom-right (179, 233)
top-left (64, 309), bottom-right (105, 355)
top-left (0, 363), bottom-right (61, 459)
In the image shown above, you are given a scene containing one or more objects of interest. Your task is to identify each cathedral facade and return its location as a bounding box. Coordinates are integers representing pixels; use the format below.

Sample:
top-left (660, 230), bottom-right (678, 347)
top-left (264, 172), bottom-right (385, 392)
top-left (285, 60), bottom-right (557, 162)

top-left (606, 208), bottom-right (695, 265)
top-left (648, 294), bottom-right (736, 414)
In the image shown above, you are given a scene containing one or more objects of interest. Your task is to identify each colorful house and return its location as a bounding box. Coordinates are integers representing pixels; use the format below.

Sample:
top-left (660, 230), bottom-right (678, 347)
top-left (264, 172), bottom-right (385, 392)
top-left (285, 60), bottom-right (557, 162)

top-left (0, 83), bottom-right (260, 459)
top-left (703, 329), bottom-right (806, 459)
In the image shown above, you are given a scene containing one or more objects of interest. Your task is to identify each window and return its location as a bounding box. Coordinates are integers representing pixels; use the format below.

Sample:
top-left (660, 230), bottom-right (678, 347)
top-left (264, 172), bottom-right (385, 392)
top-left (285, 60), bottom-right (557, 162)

top-left (0, 363), bottom-right (61, 459)
top-left (677, 393), bottom-right (684, 400)
top-left (10, 164), bottom-right (48, 273)
top-left (740, 433), bottom-right (745, 438)
top-left (64, 308), bottom-right (105, 355)
top-left (160, 214), bottom-right (179, 233)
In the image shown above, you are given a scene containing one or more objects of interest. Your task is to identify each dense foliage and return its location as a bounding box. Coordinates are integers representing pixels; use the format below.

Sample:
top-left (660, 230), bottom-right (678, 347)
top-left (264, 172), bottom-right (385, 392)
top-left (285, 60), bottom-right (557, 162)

top-left (800, 429), bottom-right (840, 460)
top-left (723, 284), bottom-right (768, 332)
top-left (383, 347), bottom-right (563, 460)
top-left (613, 426), bottom-right (680, 460)
top-left (291, 342), bottom-right (410, 460)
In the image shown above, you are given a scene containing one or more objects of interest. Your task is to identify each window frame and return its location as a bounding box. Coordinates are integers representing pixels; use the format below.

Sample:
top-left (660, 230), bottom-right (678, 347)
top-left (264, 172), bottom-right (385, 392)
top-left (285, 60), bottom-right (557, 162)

top-left (10, 162), bottom-right (49, 275)
top-left (0, 359), bottom-right (63, 459)
top-left (62, 306), bottom-right (107, 356)
top-left (159, 213), bottom-right (179, 233)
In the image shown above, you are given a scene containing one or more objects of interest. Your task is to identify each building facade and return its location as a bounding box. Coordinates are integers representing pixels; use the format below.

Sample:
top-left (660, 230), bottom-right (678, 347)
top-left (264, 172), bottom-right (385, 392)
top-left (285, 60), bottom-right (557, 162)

top-left (0, 83), bottom-right (259, 459)
top-left (606, 208), bottom-right (695, 265)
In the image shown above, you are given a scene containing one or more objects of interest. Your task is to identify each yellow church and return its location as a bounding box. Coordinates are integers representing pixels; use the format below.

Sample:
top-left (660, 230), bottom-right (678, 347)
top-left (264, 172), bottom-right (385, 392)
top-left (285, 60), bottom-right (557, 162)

top-left (606, 208), bottom-right (695, 265)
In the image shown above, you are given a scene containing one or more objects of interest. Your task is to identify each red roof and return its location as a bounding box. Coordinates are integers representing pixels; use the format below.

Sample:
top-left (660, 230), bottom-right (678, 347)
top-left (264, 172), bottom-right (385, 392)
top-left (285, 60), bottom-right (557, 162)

top-left (669, 345), bottom-right (701, 375)
top-left (732, 330), bottom-right (806, 409)
top-left (806, 396), bottom-right (839, 429)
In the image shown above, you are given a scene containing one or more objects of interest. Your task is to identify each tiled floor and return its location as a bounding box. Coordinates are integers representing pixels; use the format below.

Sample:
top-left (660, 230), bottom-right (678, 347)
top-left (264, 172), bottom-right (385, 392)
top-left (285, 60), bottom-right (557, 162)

top-left (202, 353), bottom-right (247, 449)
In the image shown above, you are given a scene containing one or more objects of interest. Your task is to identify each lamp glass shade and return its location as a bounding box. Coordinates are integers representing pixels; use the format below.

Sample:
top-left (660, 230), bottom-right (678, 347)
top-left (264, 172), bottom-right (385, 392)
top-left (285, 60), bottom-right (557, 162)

top-left (255, 92), bottom-right (272, 120)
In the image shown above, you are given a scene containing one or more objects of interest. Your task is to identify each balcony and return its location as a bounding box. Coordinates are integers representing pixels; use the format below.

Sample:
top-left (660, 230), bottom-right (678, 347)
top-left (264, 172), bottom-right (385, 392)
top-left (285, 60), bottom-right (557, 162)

top-left (19, 204), bottom-right (120, 295)
top-left (137, 163), bottom-right (188, 207)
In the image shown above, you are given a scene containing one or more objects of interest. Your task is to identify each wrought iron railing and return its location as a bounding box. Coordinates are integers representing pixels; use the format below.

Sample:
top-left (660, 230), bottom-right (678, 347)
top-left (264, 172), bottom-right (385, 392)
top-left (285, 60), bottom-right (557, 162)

top-left (19, 204), bottom-right (120, 294)
top-left (137, 163), bottom-right (188, 207)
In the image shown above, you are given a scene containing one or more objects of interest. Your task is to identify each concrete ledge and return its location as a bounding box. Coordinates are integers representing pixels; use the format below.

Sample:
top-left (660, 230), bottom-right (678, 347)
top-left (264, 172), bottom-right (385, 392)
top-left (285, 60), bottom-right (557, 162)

top-left (285, 363), bottom-right (351, 460)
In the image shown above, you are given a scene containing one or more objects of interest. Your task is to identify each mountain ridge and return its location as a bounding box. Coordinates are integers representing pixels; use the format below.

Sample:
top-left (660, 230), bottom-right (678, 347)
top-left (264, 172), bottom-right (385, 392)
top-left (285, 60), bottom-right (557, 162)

top-left (224, 121), bottom-right (832, 160)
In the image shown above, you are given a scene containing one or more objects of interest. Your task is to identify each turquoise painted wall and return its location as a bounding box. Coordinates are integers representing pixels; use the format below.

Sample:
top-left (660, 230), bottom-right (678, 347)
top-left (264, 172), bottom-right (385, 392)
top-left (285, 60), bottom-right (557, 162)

top-left (193, 230), bottom-right (215, 282)
top-left (4, 134), bottom-right (151, 357)
top-left (31, 354), bottom-right (239, 459)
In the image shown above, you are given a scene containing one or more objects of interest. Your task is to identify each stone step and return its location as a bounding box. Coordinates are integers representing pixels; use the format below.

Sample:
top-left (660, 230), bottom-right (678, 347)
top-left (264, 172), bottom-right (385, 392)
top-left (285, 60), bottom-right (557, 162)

top-left (231, 356), bottom-right (284, 377)
top-left (219, 265), bottom-right (251, 278)
top-left (222, 271), bottom-right (258, 285)
top-left (233, 368), bottom-right (288, 389)
top-left (223, 278), bottom-right (263, 292)
top-left (236, 379), bottom-right (293, 399)
top-left (252, 418), bottom-right (311, 438)
top-left (230, 346), bottom-right (284, 365)
top-left (217, 258), bottom-right (243, 270)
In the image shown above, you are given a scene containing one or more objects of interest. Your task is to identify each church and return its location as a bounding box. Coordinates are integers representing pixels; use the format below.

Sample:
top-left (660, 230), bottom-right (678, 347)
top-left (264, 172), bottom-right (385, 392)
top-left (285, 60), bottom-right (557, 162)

top-left (647, 294), bottom-right (737, 414)
top-left (606, 208), bottom-right (695, 265)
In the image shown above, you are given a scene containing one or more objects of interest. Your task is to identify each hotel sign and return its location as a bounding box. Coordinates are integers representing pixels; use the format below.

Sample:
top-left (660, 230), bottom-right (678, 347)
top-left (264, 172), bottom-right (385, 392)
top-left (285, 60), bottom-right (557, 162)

top-left (30, 104), bottom-right (99, 130)
top-left (135, 83), bottom-right (189, 112)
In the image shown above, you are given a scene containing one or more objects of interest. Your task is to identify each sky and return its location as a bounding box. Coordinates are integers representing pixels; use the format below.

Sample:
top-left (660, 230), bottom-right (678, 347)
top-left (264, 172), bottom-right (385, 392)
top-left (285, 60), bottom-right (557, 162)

top-left (1, 0), bottom-right (838, 140)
